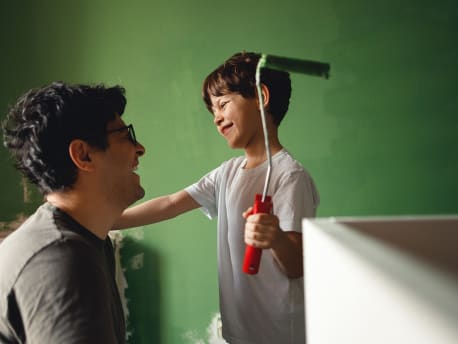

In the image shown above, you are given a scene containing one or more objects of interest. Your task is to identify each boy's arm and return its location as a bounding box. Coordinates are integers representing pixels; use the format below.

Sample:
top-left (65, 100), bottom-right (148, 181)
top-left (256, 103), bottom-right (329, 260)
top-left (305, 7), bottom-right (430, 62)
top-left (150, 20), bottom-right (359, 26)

top-left (271, 231), bottom-right (303, 279)
top-left (113, 190), bottom-right (200, 229)
top-left (243, 210), bottom-right (303, 279)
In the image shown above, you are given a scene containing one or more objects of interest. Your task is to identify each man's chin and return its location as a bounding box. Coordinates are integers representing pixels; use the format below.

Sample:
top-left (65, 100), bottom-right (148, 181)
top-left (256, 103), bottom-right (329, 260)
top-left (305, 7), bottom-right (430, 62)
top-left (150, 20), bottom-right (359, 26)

top-left (135, 187), bottom-right (146, 202)
top-left (126, 187), bottom-right (145, 207)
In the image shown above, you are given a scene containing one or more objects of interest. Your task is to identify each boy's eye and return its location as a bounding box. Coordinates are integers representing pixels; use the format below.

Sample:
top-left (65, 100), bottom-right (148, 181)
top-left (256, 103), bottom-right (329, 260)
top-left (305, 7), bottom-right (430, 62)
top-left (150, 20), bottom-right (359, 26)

top-left (220, 100), bottom-right (228, 109)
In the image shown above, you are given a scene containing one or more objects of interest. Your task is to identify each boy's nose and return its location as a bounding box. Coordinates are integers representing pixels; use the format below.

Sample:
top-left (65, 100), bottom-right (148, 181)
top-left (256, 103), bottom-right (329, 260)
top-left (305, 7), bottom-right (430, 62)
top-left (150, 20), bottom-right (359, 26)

top-left (213, 112), bottom-right (224, 126)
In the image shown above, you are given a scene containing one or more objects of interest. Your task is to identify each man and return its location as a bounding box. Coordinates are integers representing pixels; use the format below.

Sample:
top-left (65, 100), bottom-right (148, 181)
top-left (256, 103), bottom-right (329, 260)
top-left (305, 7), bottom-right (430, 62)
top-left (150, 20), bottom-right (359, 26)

top-left (0, 82), bottom-right (145, 343)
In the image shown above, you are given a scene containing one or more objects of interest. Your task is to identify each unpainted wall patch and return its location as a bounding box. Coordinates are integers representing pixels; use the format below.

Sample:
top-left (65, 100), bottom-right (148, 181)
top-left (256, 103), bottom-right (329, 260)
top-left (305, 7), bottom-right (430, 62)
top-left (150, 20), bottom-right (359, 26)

top-left (108, 230), bottom-right (132, 340)
top-left (129, 253), bottom-right (144, 270)
top-left (183, 313), bottom-right (227, 344)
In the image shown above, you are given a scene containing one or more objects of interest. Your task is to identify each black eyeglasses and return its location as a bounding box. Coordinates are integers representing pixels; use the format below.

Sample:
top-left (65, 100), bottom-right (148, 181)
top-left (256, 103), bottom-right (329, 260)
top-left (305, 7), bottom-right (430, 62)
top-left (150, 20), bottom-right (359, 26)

top-left (107, 124), bottom-right (137, 145)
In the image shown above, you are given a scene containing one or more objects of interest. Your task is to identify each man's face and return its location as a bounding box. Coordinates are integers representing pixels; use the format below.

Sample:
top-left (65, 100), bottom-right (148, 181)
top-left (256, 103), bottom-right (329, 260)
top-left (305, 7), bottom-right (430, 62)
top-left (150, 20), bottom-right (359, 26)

top-left (97, 115), bottom-right (146, 208)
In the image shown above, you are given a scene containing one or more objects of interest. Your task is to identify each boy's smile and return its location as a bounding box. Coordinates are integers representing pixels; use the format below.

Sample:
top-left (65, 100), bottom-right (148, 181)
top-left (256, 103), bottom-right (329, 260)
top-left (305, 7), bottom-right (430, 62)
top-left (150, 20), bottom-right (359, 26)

top-left (220, 122), bottom-right (233, 137)
top-left (210, 93), bottom-right (262, 150)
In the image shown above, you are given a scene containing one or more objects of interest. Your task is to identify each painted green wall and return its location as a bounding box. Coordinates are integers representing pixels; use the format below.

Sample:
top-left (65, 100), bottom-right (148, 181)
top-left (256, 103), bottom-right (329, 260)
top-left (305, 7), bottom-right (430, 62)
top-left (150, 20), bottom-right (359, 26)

top-left (1, 0), bottom-right (457, 343)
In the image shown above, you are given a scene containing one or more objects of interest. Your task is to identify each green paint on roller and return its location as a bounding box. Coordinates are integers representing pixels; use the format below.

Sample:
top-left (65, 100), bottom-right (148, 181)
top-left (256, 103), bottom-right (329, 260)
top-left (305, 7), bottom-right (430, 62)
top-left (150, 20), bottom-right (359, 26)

top-left (258, 53), bottom-right (330, 78)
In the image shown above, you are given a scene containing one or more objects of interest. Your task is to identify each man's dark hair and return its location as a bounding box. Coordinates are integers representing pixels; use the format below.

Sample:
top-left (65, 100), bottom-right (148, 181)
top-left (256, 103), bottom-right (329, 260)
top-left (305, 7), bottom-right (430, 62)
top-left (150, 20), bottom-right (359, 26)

top-left (2, 81), bottom-right (126, 194)
top-left (202, 51), bottom-right (292, 126)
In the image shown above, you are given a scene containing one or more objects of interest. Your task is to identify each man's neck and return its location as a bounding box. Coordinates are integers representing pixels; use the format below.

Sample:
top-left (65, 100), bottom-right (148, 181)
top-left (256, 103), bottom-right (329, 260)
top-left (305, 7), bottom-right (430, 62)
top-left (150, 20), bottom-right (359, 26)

top-left (46, 192), bottom-right (120, 240)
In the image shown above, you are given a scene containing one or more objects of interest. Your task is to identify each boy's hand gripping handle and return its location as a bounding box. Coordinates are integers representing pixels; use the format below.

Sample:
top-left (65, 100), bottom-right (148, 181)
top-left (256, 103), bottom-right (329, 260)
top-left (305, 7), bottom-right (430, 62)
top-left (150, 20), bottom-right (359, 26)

top-left (242, 194), bottom-right (273, 274)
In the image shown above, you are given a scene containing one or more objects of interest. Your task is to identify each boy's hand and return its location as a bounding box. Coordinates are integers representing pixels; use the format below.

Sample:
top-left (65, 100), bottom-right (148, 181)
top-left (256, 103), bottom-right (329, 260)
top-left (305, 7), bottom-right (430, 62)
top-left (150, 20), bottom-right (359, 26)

top-left (243, 207), bottom-right (282, 249)
top-left (243, 207), bottom-right (304, 278)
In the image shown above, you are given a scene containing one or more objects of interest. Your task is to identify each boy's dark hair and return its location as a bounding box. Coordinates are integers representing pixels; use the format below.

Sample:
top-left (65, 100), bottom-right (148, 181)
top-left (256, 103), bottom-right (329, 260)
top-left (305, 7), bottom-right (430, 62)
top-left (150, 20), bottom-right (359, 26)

top-left (2, 81), bottom-right (126, 195)
top-left (202, 51), bottom-right (292, 126)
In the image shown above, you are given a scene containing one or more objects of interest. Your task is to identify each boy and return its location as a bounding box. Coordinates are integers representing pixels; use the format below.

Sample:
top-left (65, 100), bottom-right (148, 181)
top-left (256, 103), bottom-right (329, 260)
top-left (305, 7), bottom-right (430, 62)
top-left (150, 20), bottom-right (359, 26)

top-left (115, 52), bottom-right (319, 343)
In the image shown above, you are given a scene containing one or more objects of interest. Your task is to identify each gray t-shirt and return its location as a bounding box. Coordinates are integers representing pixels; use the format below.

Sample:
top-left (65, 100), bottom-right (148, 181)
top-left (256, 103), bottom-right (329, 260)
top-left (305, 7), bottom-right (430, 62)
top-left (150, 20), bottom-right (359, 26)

top-left (0, 203), bottom-right (125, 344)
top-left (185, 149), bottom-right (319, 344)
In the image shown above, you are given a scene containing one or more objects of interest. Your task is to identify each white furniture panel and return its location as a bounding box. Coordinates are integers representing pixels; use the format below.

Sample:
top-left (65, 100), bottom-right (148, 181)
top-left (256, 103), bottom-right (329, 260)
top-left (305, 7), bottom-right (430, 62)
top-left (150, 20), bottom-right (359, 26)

top-left (303, 216), bottom-right (458, 344)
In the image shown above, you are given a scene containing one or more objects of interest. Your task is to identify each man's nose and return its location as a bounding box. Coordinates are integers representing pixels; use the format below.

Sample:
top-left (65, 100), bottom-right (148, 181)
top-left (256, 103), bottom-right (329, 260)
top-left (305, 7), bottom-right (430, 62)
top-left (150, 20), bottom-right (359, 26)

top-left (135, 141), bottom-right (146, 156)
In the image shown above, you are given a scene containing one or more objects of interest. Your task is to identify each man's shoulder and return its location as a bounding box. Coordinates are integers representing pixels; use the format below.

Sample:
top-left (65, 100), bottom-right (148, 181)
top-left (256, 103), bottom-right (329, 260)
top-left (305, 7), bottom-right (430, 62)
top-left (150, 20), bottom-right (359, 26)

top-left (0, 205), bottom-right (60, 297)
top-left (0, 203), bottom-right (98, 295)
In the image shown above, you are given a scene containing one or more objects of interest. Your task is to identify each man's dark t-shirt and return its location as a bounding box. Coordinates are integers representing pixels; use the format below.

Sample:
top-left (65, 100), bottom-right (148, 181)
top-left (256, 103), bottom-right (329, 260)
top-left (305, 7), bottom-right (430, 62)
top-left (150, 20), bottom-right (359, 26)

top-left (0, 203), bottom-right (126, 343)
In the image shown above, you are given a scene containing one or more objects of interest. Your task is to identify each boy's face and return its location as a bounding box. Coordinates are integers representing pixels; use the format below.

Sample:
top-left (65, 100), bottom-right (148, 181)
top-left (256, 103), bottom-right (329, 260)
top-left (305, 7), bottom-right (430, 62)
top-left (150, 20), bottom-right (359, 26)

top-left (210, 92), bottom-right (263, 150)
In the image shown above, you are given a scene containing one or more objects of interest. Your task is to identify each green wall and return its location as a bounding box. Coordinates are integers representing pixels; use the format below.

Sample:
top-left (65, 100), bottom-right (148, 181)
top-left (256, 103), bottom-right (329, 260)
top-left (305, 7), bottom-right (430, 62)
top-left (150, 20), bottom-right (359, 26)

top-left (1, 0), bottom-right (457, 343)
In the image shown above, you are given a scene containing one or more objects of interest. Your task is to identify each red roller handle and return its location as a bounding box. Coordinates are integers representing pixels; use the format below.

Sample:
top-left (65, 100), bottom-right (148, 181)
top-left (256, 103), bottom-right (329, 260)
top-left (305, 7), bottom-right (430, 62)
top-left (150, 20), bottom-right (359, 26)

top-left (242, 194), bottom-right (273, 274)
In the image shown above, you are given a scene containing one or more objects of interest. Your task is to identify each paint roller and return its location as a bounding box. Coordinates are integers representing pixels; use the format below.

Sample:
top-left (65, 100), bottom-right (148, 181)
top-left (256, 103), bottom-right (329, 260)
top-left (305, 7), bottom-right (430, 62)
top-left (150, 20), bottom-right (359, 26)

top-left (242, 54), bottom-right (330, 275)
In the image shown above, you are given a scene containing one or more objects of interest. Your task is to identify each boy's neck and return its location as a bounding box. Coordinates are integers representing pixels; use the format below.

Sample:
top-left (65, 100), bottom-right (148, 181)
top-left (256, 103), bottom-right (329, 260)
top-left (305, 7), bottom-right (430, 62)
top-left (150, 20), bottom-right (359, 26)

top-left (244, 113), bottom-right (283, 168)
top-left (244, 140), bottom-right (283, 169)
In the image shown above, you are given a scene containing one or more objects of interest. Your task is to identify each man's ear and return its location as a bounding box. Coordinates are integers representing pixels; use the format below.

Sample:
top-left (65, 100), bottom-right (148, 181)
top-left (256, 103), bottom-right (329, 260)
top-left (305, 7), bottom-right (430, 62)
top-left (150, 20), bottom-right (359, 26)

top-left (68, 139), bottom-right (95, 172)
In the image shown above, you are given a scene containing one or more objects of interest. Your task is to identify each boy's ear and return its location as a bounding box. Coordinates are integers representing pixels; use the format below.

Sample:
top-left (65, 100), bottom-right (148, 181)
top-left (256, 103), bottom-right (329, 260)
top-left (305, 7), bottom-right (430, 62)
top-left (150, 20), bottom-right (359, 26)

top-left (68, 139), bottom-right (95, 172)
top-left (257, 83), bottom-right (270, 108)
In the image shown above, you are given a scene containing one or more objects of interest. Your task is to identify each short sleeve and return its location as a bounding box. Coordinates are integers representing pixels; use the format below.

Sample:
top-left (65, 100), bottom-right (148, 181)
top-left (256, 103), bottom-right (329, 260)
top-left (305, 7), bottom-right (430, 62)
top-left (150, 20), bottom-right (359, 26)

top-left (185, 163), bottom-right (226, 219)
top-left (273, 169), bottom-right (319, 233)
